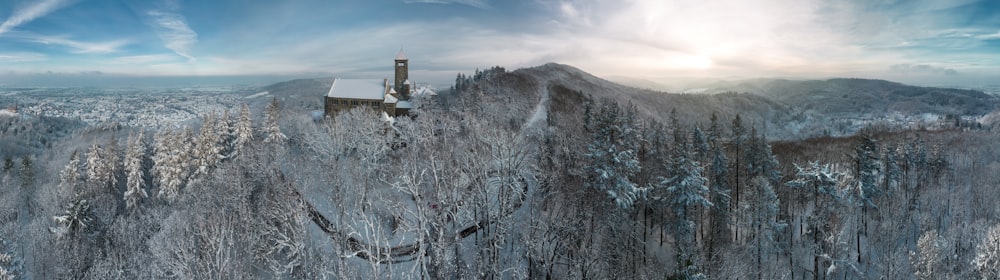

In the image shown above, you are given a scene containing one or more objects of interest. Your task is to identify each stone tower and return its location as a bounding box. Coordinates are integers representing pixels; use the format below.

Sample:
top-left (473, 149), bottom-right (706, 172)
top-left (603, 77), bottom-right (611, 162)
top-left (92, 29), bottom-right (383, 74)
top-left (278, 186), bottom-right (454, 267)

top-left (394, 48), bottom-right (409, 99)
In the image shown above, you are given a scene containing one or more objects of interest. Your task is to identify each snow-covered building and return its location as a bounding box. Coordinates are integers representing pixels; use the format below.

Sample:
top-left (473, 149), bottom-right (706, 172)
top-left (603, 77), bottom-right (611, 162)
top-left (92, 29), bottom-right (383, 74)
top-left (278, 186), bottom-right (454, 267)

top-left (324, 49), bottom-right (416, 117)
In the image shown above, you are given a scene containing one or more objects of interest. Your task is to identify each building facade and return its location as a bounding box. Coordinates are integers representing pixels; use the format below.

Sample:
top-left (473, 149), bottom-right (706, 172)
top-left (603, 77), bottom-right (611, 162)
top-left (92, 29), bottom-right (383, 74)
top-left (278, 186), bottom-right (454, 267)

top-left (324, 49), bottom-right (413, 117)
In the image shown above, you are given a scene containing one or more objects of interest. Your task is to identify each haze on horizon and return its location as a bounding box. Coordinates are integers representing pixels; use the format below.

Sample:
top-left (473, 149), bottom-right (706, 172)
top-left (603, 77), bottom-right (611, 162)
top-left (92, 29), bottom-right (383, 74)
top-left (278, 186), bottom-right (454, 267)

top-left (0, 0), bottom-right (998, 88)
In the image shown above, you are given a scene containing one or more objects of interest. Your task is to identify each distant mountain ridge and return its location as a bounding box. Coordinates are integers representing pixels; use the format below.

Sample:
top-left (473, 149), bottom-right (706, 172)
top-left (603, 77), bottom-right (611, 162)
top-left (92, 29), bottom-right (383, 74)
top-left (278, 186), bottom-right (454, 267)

top-left (700, 77), bottom-right (998, 116)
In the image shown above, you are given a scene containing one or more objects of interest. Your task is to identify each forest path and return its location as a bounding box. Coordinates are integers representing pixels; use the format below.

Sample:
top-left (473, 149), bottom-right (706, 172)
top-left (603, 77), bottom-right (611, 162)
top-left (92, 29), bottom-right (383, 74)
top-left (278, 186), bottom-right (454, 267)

top-left (522, 84), bottom-right (550, 132)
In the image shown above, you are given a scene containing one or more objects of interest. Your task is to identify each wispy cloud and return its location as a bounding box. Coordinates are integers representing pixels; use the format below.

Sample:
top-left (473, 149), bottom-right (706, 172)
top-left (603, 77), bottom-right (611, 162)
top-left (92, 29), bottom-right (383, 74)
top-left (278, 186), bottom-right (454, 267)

top-left (147, 9), bottom-right (197, 62)
top-left (976, 31), bottom-right (1000, 40)
top-left (0, 52), bottom-right (46, 62)
top-left (111, 54), bottom-right (177, 64)
top-left (402, 0), bottom-right (490, 9)
top-left (27, 35), bottom-right (129, 54)
top-left (0, 0), bottom-right (73, 36)
top-left (890, 64), bottom-right (959, 75)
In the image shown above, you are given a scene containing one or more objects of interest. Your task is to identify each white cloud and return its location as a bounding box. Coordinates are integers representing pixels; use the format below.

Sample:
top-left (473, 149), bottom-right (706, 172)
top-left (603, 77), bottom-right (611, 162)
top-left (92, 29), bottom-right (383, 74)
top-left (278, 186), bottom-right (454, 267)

top-left (0, 52), bottom-right (46, 62)
top-left (889, 64), bottom-right (959, 75)
top-left (147, 10), bottom-right (198, 62)
top-left (110, 54), bottom-right (178, 64)
top-left (0, 0), bottom-right (73, 36)
top-left (976, 31), bottom-right (1000, 40)
top-left (27, 35), bottom-right (129, 54)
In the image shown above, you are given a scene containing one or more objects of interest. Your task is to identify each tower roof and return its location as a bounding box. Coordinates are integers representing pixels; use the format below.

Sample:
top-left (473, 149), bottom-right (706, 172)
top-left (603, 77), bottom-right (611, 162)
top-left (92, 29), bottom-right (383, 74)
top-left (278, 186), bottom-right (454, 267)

top-left (395, 48), bottom-right (408, 60)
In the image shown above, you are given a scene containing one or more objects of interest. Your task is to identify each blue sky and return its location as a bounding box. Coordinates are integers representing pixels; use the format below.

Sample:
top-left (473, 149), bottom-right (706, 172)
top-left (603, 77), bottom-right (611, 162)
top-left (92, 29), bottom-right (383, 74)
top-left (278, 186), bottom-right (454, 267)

top-left (0, 0), bottom-right (998, 87)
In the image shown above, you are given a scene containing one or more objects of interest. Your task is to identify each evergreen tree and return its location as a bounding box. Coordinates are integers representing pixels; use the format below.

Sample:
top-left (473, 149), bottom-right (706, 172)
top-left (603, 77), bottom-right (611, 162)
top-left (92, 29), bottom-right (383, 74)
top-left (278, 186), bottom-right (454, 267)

top-left (729, 114), bottom-right (748, 243)
top-left (234, 103), bottom-right (254, 154)
top-left (746, 176), bottom-right (784, 280)
top-left (786, 161), bottom-right (846, 280)
top-left (585, 100), bottom-right (645, 209)
top-left (854, 134), bottom-right (882, 207)
top-left (707, 113), bottom-right (732, 255)
top-left (124, 131), bottom-right (148, 211)
top-left (263, 98), bottom-right (287, 144)
top-left (18, 155), bottom-right (33, 187)
top-left (192, 112), bottom-right (223, 178)
top-left (52, 194), bottom-right (93, 237)
top-left (86, 143), bottom-right (109, 189)
top-left (883, 144), bottom-right (902, 194)
top-left (104, 134), bottom-right (121, 192)
top-left (153, 129), bottom-right (192, 202)
top-left (59, 151), bottom-right (82, 193)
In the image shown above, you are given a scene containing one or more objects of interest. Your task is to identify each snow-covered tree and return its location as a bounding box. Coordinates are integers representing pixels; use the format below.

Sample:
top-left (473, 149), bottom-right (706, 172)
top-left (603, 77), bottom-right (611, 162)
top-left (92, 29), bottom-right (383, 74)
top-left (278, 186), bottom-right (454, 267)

top-left (883, 144), bottom-right (902, 194)
top-left (153, 129), bottom-right (192, 202)
top-left (216, 109), bottom-right (234, 153)
top-left (911, 229), bottom-right (944, 280)
top-left (52, 195), bottom-right (92, 237)
top-left (104, 135), bottom-right (121, 192)
top-left (854, 135), bottom-right (882, 207)
top-left (234, 103), bottom-right (254, 154)
top-left (585, 100), bottom-right (645, 209)
top-left (124, 131), bottom-right (148, 211)
top-left (707, 113), bottom-right (732, 255)
top-left (263, 98), bottom-right (286, 144)
top-left (658, 145), bottom-right (711, 246)
top-left (973, 225), bottom-right (1000, 280)
top-left (191, 112), bottom-right (223, 178)
top-left (746, 176), bottom-right (785, 280)
top-left (58, 151), bottom-right (83, 193)
top-left (86, 143), bottom-right (109, 189)
top-left (786, 161), bottom-right (849, 280)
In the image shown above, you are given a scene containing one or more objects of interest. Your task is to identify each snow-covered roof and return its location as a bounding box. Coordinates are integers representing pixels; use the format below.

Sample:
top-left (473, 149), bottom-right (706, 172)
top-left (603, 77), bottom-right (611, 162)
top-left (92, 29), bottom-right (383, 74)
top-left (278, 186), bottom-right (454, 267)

top-left (412, 85), bottom-right (437, 97)
top-left (326, 78), bottom-right (386, 100)
top-left (384, 93), bottom-right (398, 104)
top-left (397, 101), bottom-right (413, 109)
top-left (395, 49), bottom-right (408, 60)
top-left (403, 79), bottom-right (411, 85)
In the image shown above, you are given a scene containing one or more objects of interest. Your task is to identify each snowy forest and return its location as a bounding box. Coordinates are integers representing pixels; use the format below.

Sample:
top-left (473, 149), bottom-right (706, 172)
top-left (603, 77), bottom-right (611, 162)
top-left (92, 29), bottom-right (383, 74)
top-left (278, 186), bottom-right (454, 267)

top-left (2, 64), bottom-right (1000, 279)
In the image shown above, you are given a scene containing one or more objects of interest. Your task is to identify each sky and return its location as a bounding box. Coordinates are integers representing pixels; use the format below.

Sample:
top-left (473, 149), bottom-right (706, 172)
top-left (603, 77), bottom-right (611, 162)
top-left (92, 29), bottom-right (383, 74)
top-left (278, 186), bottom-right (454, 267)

top-left (0, 0), bottom-right (998, 87)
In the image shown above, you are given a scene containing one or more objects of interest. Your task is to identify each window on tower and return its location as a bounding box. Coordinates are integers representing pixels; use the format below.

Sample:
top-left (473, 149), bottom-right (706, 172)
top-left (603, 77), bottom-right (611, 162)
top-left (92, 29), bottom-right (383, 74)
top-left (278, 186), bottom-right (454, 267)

top-left (397, 62), bottom-right (405, 66)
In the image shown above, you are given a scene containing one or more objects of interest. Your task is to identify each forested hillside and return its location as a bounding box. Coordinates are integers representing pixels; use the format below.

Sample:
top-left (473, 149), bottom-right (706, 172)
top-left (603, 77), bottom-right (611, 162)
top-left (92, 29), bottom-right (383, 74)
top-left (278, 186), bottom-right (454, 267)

top-left (1, 64), bottom-right (999, 279)
top-left (703, 78), bottom-right (999, 117)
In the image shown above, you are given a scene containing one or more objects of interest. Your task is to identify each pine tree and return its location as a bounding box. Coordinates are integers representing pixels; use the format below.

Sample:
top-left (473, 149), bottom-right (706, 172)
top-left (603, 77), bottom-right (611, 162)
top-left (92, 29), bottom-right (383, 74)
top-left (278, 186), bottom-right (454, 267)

top-left (854, 135), bottom-right (882, 207)
top-left (153, 129), bottom-right (192, 202)
top-left (786, 161), bottom-right (846, 280)
top-left (18, 155), bottom-right (33, 187)
top-left (59, 151), bottom-right (82, 193)
top-left (707, 113), bottom-right (732, 255)
top-left (217, 109), bottom-right (234, 153)
top-left (52, 194), bottom-right (92, 237)
top-left (747, 176), bottom-right (784, 280)
top-left (124, 131), bottom-right (148, 211)
top-left (883, 144), bottom-right (902, 194)
top-left (263, 98), bottom-right (287, 144)
top-left (192, 112), bottom-right (223, 178)
top-left (234, 103), bottom-right (254, 154)
top-left (104, 134), bottom-right (121, 192)
top-left (660, 141), bottom-right (711, 249)
top-left (729, 114), bottom-right (748, 243)
top-left (585, 100), bottom-right (645, 209)
top-left (86, 143), bottom-right (108, 189)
